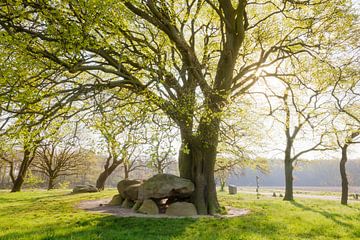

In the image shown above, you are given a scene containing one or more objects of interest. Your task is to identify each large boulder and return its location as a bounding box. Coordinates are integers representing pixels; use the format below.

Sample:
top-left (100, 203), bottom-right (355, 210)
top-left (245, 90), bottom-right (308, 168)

top-left (121, 198), bottom-right (133, 209)
top-left (138, 174), bottom-right (194, 200)
top-left (72, 185), bottom-right (98, 193)
top-left (117, 179), bottom-right (142, 197)
top-left (228, 185), bottom-right (237, 195)
top-left (108, 194), bottom-right (123, 206)
top-left (166, 202), bottom-right (197, 216)
top-left (132, 200), bottom-right (143, 212)
top-left (122, 183), bottom-right (141, 201)
top-left (137, 199), bottom-right (159, 215)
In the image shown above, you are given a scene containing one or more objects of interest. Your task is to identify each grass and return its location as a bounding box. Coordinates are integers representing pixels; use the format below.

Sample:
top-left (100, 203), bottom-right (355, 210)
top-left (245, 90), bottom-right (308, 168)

top-left (0, 189), bottom-right (359, 239)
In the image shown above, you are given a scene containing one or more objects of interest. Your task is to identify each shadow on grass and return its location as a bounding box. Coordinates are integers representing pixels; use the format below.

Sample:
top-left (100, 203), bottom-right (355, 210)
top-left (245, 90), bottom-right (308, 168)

top-left (0, 211), bottom-right (284, 240)
top-left (0, 216), bottom-right (198, 240)
top-left (290, 201), bottom-right (353, 228)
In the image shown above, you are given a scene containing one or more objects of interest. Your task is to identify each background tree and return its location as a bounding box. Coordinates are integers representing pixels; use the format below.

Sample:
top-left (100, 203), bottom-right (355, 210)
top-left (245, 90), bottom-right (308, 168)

top-left (331, 66), bottom-right (360, 204)
top-left (33, 138), bottom-right (85, 190)
top-left (261, 80), bottom-right (332, 201)
top-left (3, 119), bottom-right (46, 192)
top-left (333, 126), bottom-right (360, 205)
top-left (0, 139), bottom-right (20, 187)
top-left (87, 93), bottom-right (148, 190)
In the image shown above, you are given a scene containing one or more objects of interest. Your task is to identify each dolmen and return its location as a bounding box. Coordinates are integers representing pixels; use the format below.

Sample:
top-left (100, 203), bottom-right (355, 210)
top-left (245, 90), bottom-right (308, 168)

top-left (109, 173), bottom-right (197, 216)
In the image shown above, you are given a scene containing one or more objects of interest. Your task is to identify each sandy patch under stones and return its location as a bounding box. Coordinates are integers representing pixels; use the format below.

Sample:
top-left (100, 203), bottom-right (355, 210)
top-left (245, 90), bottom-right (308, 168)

top-left (77, 198), bottom-right (250, 218)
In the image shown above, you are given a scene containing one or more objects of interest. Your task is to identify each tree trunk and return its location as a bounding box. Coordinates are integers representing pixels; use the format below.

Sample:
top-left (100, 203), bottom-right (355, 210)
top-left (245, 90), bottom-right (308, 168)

top-left (11, 175), bottom-right (25, 192)
top-left (157, 164), bottom-right (163, 174)
top-left (340, 145), bottom-right (348, 205)
top-left (96, 171), bottom-right (110, 191)
top-left (124, 164), bottom-right (129, 179)
top-left (96, 163), bottom-right (119, 190)
top-left (0, 165), bottom-right (7, 187)
top-left (220, 178), bottom-right (225, 192)
top-left (284, 155), bottom-right (294, 201)
top-left (48, 177), bottom-right (55, 190)
top-left (11, 149), bottom-right (32, 192)
top-left (178, 120), bottom-right (220, 215)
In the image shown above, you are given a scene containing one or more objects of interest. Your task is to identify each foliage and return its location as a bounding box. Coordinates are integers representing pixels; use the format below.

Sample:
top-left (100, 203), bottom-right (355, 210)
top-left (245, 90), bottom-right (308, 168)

top-left (57, 181), bottom-right (70, 190)
top-left (145, 115), bottom-right (178, 174)
top-left (0, 0), bottom-right (358, 212)
top-left (23, 170), bottom-right (44, 189)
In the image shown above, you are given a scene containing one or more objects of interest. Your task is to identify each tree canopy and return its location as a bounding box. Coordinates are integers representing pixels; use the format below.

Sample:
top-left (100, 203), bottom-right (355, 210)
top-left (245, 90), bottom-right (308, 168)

top-left (0, 0), bottom-right (357, 214)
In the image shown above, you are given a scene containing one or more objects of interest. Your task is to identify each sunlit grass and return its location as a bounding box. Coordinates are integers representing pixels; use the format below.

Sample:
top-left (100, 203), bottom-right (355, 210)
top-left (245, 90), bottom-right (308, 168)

top-left (0, 189), bottom-right (359, 239)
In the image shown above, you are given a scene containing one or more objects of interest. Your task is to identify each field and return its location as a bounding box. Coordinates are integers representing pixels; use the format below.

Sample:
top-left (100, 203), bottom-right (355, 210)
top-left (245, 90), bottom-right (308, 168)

top-left (0, 189), bottom-right (359, 240)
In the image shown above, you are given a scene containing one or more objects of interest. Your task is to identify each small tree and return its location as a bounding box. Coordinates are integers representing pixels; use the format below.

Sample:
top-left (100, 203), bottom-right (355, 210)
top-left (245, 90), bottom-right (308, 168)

top-left (263, 80), bottom-right (332, 201)
top-left (333, 129), bottom-right (359, 205)
top-left (0, 119), bottom-right (46, 192)
top-left (332, 66), bottom-right (360, 205)
top-left (33, 141), bottom-right (85, 190)
top-left (88, 93), bottom-right (149, 190)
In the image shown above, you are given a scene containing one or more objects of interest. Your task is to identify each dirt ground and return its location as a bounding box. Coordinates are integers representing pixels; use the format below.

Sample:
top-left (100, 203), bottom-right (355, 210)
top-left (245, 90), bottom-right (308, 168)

top-left (77, 198), bottom-right (250, 218)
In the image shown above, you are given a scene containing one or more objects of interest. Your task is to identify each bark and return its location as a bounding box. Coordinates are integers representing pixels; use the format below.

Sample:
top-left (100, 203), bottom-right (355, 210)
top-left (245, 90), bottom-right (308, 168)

top-left (283, 132), bottom-right (296, 201)
top-left (340, 145), bottom-right (348, 205)
top-left (48, 177), bottom-right (55, 190)
top-left (11, 149), bottom-right (32, 192)
top-left (157, 164), bottom-right (163, 174)
top-left (178, 120), bottom-right (220, 215)
top-left (284, 160), bottom-right (294, 201)
top-left (0, 166), bottom-right (5, 187)
top-left (8, 161), bottom-right (15, 184)
top-left (124, 164), bottom-right (129, 179)
top-left (96, 163), bottom-right (120, 190)
top-left (283, 146), bottom-right (294, 201)
top-left (11, 175), bottom-right (25, 192)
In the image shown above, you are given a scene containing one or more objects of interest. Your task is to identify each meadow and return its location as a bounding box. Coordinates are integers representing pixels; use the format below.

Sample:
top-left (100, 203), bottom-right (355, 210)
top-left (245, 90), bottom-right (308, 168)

top-left (0, 189), bottom-right (359, 240)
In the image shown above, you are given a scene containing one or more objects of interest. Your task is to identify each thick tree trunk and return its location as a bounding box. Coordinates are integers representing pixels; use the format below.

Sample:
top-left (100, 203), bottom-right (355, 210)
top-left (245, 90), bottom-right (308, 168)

top-left (178, 120), bottom-right (220, 215)
top-left (96, 171), bottom-right (110, 191)
top-left (283, 135), bottom-right (294, 201)
top-left (340, 146), bottom-right (348, 205)
top-left (283, 146), bottom-right (294, 201)
top-left (96, 163), bottom-right (119, 190)
top-left (284, 161), bottom-right (294, 201)
top-left (11, 175), bottom-right (25, 192)
top-left (48, 177), bottom-right (55, 190)
top-left (11, 150), bottom-right (32, 192)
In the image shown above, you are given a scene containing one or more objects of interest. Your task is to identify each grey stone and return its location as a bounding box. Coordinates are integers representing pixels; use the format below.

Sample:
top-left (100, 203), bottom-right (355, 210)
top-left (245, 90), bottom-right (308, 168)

top-left (137, 199), bottom-right (159, 215)
top-left (138, 174), bottom-right (194, 200)
top-left (108, 194), bottom-right (123, 206)
top-left (166, 202), bottom-right (197, 216)
top-left (123, 183), bottom-right (141, 201)
top-left (132, 200), bottom-right (143, 212)
top-left (72, 185), bottom-right (98, 193)
top-left (121, 198), bottom-right (133, 209)
top-left (228, 185), bottom-right (237, 195)
top-left (117, 179), bottom-right (142, 197)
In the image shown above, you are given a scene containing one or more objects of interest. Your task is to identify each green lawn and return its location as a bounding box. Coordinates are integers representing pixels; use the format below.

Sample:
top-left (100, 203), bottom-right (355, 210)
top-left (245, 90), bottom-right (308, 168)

top-left (0, 189), bottom-right (359, 240)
